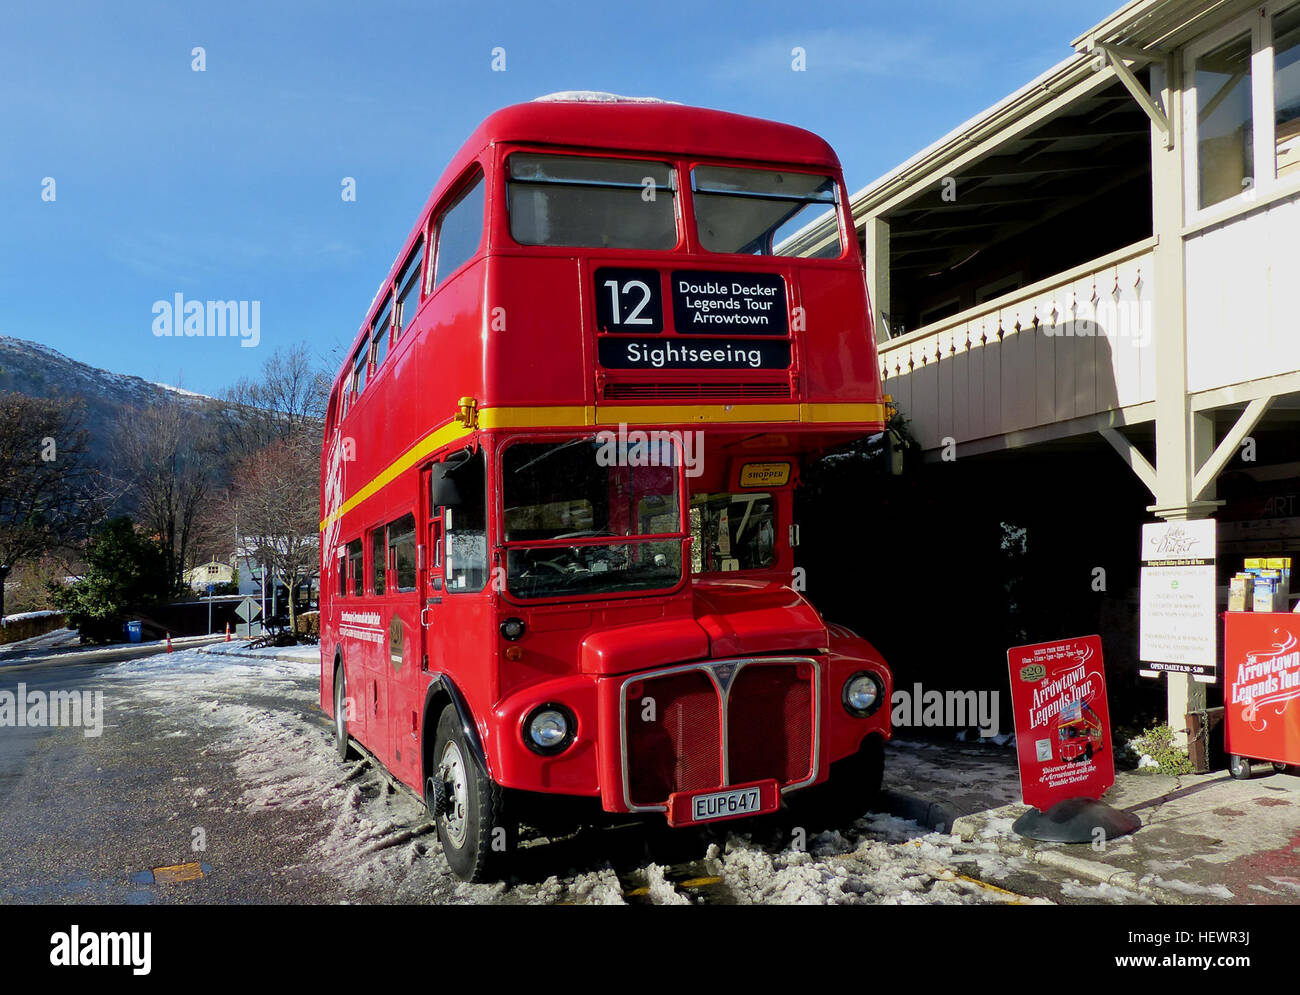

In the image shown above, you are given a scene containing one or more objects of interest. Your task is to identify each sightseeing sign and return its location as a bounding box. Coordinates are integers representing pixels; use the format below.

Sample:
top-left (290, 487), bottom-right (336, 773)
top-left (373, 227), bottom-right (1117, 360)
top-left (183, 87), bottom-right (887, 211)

top-left (1007, 635), bottom-right (1115, 811)
top-left (1224, 614), bottom-right (1300, 767)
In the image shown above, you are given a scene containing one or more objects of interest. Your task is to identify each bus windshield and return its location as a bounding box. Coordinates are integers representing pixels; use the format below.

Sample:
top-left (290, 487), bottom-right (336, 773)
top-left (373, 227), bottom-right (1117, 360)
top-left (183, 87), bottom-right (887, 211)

top-left (692, 165), bottom-right (841, 257)
top-left (502, 437), bottom-right (684, 600)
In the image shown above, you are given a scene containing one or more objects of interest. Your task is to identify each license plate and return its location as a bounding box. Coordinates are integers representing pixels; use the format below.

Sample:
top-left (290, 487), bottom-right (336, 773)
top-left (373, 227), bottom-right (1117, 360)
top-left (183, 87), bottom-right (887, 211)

top-left (694, 786), bottom-right (760, 821)
top-left (666, 779), bottom-right (778, 826)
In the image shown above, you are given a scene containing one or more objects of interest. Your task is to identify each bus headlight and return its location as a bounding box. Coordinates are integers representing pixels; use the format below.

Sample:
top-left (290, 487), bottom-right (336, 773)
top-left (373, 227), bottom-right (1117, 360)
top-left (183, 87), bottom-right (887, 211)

top-left (500, 617), bottom-right (526, 641)
top-left (524, 704), bottom-right (574, 755)
top-left (843, 672), bottom-right (884, 718)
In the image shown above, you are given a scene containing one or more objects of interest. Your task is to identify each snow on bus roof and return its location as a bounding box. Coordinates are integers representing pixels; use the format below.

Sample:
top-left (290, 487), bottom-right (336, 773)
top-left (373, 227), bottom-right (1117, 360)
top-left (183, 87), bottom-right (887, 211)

top-left (532, 90), bottom-right (679, 104)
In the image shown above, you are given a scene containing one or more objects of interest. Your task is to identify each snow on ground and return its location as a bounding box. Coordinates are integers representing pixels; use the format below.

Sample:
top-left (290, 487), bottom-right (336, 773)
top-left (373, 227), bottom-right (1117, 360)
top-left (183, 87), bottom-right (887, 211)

top-left (0, 632), bottom-right (224, 667)
top-left (2, 609), bottom-right (62, 623)
top-left (90, 648), bottom-right (1144, 905)
top-left (201, 641), bottom-right (321, 664)
top-left (0, 626), bottom-right (80, 659)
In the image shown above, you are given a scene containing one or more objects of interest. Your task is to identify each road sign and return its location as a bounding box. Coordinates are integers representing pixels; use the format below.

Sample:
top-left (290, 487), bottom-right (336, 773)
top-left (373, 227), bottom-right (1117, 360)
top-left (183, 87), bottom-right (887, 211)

top-left (235, 597), bottom-right (263, 637)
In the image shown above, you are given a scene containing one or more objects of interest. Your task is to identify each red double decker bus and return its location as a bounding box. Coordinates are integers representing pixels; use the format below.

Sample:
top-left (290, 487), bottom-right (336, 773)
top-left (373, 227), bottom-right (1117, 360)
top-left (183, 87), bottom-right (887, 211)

top-left (320, 93), bottom-right (893, 881)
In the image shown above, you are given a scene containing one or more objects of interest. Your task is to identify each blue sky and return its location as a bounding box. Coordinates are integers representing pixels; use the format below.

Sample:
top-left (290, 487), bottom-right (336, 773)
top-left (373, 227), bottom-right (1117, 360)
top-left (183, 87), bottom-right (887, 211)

top-left (0, 0), bottom-right (1118, 397)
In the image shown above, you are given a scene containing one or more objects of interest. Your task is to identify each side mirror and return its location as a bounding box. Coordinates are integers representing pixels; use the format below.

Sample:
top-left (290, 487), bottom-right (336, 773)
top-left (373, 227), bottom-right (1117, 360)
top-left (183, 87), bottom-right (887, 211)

top-left (430, 463), bottom-right (463, 509)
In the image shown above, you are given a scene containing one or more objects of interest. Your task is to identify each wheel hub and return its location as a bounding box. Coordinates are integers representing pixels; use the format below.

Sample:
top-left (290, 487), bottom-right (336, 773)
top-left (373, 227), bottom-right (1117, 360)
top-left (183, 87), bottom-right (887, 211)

top-left (437, 741), bottom-right (470, 849)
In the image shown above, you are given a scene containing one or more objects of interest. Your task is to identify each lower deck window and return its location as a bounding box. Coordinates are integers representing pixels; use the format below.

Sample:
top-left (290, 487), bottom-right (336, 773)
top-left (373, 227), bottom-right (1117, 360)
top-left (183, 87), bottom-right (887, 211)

top-left (690, 492), bottom-right (776, 573)
top-left (346, 539), bottom-right (363, 596)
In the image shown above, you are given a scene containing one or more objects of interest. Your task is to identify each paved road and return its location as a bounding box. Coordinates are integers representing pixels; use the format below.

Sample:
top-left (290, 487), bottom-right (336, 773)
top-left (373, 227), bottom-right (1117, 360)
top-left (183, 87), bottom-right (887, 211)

top-left (0, 654), bottom-right (348, 904)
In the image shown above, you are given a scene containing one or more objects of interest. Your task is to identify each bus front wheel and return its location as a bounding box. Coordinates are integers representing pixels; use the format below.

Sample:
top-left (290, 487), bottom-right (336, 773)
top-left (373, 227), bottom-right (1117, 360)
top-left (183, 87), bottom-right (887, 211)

top-left (333, 663), bottom-right (354, 761)
top-left (429, 705), bottom-right (513, 882)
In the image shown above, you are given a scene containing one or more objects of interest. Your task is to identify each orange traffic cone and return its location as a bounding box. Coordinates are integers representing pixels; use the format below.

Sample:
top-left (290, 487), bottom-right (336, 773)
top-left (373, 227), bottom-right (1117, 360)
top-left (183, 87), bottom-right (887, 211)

top-left (166, 632), bottom-right (173, 653)
top-left (225, 622), bottom-right (231, 642)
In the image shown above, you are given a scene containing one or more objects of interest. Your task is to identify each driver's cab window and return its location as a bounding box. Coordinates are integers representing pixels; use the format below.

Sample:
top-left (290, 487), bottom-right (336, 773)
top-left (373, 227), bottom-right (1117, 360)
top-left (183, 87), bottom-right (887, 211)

top-left (690, 492), bottom-right (776, 572)
top-left (445, 450), bottom-right (487, 592)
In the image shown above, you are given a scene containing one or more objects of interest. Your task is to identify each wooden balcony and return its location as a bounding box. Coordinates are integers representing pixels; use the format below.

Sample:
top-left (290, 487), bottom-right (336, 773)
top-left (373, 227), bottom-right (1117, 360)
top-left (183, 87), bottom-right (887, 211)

top-left (878, 238), bottom-right (1158, 452)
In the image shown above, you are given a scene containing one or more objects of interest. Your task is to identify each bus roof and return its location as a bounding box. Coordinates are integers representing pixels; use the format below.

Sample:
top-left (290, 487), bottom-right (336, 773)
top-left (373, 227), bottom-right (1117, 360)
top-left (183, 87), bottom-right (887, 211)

top-left (345, 99), bottom-right (844, 378)
top-left (460, 98), bottom-right (841, 170)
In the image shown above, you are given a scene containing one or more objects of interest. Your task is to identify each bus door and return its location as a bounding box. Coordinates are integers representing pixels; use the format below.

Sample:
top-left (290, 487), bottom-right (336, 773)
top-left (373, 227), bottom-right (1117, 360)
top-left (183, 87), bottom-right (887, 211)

top-left (421, 463), bottom-right (448, 679)
top-left (383, 511), bottom-right (422, 786)
top-left (423, 450), bottom-right (493, 719)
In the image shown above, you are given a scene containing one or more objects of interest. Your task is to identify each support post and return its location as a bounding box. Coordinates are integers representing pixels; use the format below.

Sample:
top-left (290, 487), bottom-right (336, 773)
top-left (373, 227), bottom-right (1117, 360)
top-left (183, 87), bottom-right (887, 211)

top-left (864, 216), bottom-right (891, 343)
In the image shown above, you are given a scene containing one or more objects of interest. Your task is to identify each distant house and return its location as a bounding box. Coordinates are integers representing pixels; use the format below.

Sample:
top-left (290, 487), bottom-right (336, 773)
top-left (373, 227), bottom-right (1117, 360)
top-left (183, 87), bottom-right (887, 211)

top-left (232, 539), bottom-right (320, 614)
top-left (185, 558), bottom-right (234, 592)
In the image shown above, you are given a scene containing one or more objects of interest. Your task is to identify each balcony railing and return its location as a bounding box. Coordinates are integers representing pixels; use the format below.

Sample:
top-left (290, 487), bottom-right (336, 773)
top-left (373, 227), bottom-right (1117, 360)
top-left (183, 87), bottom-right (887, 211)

top-left (878, 237), bottom-right (1157, 451)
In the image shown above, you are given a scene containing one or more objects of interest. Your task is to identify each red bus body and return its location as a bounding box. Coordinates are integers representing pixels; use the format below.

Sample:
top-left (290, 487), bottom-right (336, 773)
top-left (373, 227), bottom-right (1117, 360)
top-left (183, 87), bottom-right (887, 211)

top-left (319, 97), bottom-right (893, 876)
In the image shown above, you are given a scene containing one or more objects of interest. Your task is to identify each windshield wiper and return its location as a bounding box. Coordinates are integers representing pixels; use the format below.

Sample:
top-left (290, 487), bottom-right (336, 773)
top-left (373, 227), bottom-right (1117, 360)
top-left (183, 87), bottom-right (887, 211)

top-left (511, 437), bottom-right (590, 475)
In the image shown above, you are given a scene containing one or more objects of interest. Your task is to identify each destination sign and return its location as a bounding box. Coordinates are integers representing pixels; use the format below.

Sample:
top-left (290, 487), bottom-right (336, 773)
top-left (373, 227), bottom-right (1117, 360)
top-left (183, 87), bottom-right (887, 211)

top-left (598, 337), bottom-right (791, 370)
top-left (671, 271), bottom-right (787, 335)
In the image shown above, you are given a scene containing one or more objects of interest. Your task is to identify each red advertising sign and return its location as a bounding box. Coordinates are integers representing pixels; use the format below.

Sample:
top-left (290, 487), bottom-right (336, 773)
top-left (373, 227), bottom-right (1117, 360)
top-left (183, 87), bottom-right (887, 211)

top-left (1007, 635), bottom-right (1115, 811)
top-left (1224, 613), bottom-right (1300, 767)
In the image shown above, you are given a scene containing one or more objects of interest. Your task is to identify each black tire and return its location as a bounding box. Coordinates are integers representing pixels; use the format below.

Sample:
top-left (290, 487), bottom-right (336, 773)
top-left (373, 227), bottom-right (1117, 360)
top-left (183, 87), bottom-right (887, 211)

top-left (427, 704), bottom-right (513, 882)
top-left (1228, 754), bottom-right (1252, 780)
top-left (333, 662), bottom-right (354, 760)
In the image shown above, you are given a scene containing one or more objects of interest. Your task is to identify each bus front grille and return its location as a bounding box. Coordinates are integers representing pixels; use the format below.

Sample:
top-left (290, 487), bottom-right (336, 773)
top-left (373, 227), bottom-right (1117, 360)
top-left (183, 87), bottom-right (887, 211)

top-left (727, 662), bottom-right (815, 786)
top-left (619, 658), bottom-right (820, 810)
top-left (624, 670), bottom-right (722, 806)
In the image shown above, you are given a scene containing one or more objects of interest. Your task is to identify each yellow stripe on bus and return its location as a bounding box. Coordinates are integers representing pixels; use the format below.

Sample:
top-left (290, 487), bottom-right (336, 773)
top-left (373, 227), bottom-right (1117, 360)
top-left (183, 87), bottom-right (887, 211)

top-left (319, 401), bottom-right (887, 531)
top-left (320, 419), bottom-right (473, 531)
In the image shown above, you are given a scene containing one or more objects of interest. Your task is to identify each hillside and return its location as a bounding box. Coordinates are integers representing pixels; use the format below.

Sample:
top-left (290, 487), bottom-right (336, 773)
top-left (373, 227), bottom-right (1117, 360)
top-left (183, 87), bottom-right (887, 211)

top-left (0, 335), bottom-right (215, 462)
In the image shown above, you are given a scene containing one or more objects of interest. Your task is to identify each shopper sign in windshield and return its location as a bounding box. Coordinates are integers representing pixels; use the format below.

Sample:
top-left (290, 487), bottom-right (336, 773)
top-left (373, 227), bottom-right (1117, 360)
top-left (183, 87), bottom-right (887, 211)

top-left (1007, 635), bottom-right (1115, 812)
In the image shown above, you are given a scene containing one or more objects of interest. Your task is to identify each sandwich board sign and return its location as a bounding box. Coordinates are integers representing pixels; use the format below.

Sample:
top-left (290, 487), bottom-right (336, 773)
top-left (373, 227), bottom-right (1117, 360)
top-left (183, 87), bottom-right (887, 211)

top-left (1006, 635), bottom-right (1115, 812)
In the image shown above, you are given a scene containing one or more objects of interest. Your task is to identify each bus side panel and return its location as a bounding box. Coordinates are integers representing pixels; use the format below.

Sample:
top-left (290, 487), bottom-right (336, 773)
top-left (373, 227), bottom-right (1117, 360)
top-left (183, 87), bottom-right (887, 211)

top-left (483, 255), bottom-right (589, 409)
top-left (797, 266), bottom-right (884, 406)
top-left (433, 595), bottom-right (499, 775)
top-left (412, 259), bottom-right (488, 433)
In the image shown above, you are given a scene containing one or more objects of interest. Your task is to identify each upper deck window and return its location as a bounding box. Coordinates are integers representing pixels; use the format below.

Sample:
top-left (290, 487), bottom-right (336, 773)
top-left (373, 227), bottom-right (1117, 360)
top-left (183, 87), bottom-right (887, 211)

top-left (692, 165), bottom-right (841, 257)
top-left (433, 172), bottom-right (485, 288)
top-left (395, 240), bottom-right (424, 337)
top-left (352, 343), bottom-right (368, 395)
top-left (371, 296), bottom-right (392, 368)
top-left (507, 153), bottom-right (677, 250)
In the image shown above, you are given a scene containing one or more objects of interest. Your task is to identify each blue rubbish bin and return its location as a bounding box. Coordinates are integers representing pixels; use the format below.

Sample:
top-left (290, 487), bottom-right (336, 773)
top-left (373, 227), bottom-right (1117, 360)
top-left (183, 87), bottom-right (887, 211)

top-left (125, 620), bottom-right (143, 643)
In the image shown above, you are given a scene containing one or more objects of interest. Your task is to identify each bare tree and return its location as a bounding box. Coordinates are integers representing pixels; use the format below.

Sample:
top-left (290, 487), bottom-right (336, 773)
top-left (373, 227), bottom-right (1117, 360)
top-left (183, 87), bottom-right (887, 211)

top-left (229, 430), bottom-right (320, 633)
top-left (0, 393), bottom-right (103, 618)
top-left (220, 343), bottom-right (330, 459)
top-left (114, 394), bottom-right (217, 591)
